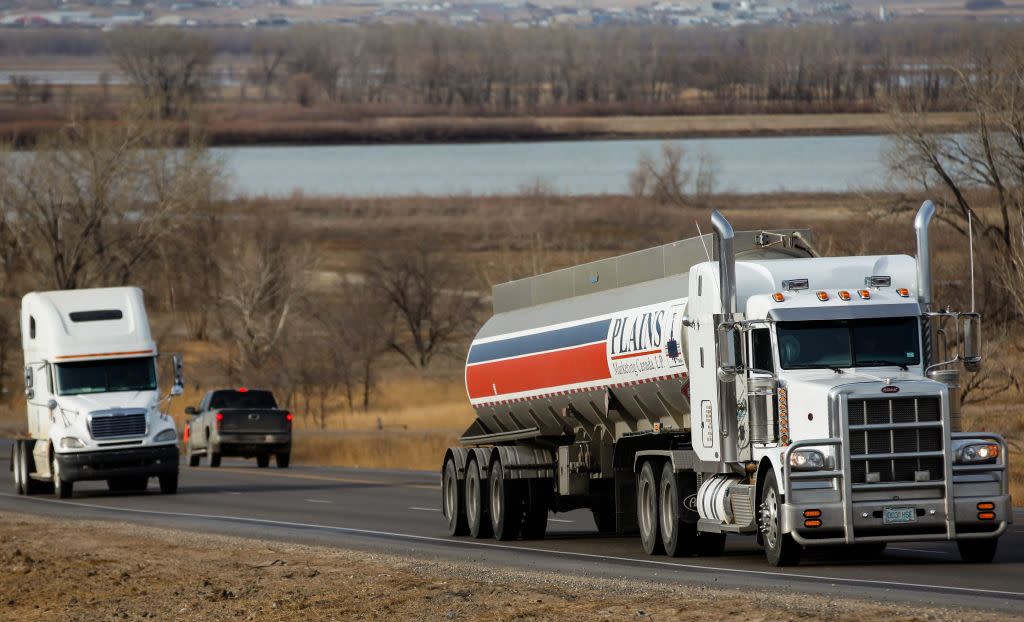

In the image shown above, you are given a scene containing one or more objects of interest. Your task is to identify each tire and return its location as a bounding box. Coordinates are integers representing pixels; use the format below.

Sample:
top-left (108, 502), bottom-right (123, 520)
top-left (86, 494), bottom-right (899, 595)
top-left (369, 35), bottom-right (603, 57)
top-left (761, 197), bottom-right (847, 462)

top-left (159, 472), bottom-right (178, 494)
top-left (442, 458), bottom-right (469, 537)
top-left (52, 454), bottom-right (73, 499)
top-left (521, 479), bottom-right (550, 540)
top-left (659, 462), bottom-right (699, 557)
top-left (276, 452), bottom-right (290, 468)
top-left (758, 470), bottom-right (801, 567)
top-left (186, 442), bottom-right (201, 467)
top-left (257, 454), bottom-right (270, 468)
top-left (18, 442), bottom-right (42, 495)
top-left (637, 461), bottom-right (664, 555)
top-left (13, 442), bottom-right (24, 495)
top-left (489, 459), bottom-right (522, 541)
top-left (957, 538), bottom-right (998, 563)
top-left (209, 451), bottom-right (221, 468)
top-left (464, 458), bottom-right (492, 539)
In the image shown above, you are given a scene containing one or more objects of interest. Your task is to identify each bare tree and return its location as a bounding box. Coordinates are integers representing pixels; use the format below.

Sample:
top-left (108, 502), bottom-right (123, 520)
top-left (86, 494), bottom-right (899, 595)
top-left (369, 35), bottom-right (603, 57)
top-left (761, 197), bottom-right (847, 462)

top-left (364, 246), bottom-right (484, 368)
top-left (0, 112), bottom-right (221, 290)
top-left (250, 32), bottom-right (290, 102)
top-left (218, 221), bottom-right (313, 377)
top-left (108, 28), bottom-right (214, 118)
top-left (629, 143), bottom-right (718, 205)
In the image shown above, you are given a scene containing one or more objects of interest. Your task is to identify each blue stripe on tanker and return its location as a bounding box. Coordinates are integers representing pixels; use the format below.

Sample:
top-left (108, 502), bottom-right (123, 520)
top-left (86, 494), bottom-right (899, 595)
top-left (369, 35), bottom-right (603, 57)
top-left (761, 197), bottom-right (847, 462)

top-left (467, 319), bottom-right (612, 365)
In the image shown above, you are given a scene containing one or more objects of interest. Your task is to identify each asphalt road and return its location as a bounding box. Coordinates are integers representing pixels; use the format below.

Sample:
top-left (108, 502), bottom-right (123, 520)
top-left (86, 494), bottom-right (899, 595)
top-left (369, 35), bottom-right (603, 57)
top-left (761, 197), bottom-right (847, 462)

top-left (1, 439), bottom-right (1022, 614)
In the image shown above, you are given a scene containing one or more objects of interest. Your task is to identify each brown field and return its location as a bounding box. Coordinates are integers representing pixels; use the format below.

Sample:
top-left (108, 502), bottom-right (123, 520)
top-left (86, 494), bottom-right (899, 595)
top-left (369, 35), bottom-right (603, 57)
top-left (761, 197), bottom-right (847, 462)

top-left (2, 512), bottom-right (1005, 622)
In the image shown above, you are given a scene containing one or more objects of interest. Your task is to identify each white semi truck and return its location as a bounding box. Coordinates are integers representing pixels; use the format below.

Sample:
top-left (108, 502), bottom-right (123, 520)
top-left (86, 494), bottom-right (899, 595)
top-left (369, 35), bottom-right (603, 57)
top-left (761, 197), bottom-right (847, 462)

top-left (441, 202), bottom-right (1011, 566)
top-left (10, 287), bottom-right (183, 498)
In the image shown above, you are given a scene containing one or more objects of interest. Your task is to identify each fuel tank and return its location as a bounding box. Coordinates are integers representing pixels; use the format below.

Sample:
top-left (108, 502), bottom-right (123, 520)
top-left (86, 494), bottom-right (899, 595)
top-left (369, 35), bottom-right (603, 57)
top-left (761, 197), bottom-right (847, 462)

top-left (462, 230), bottom-right (812, 444)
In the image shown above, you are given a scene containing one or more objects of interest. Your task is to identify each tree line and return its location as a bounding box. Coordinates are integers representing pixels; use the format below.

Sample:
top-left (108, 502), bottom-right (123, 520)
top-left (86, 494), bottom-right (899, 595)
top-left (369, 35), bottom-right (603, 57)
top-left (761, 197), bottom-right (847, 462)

top-left (6, 21), bottom-right (1023, 116)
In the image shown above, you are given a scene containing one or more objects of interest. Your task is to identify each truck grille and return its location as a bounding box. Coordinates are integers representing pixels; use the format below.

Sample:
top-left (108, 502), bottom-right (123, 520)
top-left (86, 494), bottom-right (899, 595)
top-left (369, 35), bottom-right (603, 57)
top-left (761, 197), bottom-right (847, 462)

top-left (847, 396), bottom-right (943, 485)
top-left (89, 411), bottom-right (147, 439)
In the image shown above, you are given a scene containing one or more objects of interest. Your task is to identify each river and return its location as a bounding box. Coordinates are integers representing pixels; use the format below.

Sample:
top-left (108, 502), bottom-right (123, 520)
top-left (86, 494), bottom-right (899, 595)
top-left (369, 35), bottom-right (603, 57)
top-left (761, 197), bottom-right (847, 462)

top-left (214, 134), bottom-right (897, 197)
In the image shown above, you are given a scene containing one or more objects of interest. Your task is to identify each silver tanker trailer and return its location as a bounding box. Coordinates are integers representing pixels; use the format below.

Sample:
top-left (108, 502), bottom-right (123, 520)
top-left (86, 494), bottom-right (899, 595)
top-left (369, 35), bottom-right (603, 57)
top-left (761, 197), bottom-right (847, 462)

top-left (440, 202), bottom-right (1011, 566)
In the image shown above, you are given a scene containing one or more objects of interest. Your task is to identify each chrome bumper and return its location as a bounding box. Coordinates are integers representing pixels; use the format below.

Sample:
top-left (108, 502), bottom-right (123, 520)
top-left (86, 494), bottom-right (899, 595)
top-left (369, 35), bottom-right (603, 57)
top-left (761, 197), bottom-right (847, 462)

top-left (782, 433), bottom-right (1011, 546)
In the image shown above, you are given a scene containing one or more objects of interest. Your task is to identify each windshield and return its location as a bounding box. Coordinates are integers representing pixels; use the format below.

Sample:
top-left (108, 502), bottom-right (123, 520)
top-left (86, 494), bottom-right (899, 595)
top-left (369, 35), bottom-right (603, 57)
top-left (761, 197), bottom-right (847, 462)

top-left (776, 317), bottom-right (921, 370)
top-left (55, 357), bottom-right (157, 395)
top-left (209, 390), bottom-right (277, 409)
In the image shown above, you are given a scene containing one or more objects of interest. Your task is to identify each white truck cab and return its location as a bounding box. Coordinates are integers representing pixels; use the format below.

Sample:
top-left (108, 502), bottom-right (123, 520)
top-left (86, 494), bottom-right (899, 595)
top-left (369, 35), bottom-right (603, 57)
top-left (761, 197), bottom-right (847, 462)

top-left (12, 287), bottom-right (182, 498)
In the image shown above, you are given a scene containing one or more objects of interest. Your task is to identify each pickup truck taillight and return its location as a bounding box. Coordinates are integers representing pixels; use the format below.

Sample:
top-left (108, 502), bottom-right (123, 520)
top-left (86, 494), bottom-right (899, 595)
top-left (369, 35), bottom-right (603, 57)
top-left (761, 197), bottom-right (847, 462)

top-left (215, 412), bottom-right (223, 430)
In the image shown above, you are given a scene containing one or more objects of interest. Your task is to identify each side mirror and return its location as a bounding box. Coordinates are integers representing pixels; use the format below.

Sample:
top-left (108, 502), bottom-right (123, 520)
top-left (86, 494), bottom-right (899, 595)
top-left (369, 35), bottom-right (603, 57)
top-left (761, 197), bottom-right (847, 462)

top-left (184, 406), bottom-right (198, 415)
top-left (959, 312), bottom-right (981, 372)
top-left (24, 366), bottom-right (33, 399)
top-left (717, 325), bottom-right (740, 381)
top-left (666, 338), bottom-right (681, 359)
top-left (171, 353), bottom-right (185, 395)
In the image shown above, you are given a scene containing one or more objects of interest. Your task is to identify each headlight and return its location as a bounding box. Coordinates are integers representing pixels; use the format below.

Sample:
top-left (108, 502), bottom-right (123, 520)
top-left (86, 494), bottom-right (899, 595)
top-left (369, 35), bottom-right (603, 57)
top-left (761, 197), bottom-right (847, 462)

top-left (154, 428), bottom-right (178, 443)
top-left (789, 449), bottom-right (825, 471)
top-left (60, 437), bottom-right (86, 449)
top-left (955, 442), bottom-right (999, 464)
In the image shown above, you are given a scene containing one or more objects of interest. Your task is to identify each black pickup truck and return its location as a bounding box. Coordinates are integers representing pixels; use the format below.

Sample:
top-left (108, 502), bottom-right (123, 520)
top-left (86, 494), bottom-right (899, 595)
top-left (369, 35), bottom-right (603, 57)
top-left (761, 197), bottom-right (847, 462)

top-left (183, 388), bottom-right (292, 468)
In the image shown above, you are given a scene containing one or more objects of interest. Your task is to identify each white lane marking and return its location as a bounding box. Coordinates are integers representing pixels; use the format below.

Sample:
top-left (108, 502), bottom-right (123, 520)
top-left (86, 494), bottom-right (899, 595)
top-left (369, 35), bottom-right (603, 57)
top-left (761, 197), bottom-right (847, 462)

top-left (889, 548), bottom-right (952, 557)
top-left (305, 499), bottom-right (331, 504)
top-left (410, 506), bottom-right (440, 512)
top-left (227, 492), bottom-right (242, 495)
top-left (3, 493), bottom-right (1021, 600)
top-left (548, 518), bottom-right (573, 523)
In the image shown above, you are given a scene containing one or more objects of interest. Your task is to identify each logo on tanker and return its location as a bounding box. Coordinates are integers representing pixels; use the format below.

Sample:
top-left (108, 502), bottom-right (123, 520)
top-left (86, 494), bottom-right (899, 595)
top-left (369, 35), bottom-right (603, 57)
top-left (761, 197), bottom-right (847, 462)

top-left (609, 310), bottom-right (666, 356)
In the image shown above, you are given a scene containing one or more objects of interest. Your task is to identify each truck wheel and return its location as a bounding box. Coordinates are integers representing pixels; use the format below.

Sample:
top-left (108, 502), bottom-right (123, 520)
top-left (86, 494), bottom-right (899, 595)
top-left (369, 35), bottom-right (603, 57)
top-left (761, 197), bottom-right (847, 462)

top-left (159, 472), bottom-right (179, 494)
top-left (957, 538), bottom-right (998, 563)
top-left (521, 479), bottom-right (550, 540)
top-left (13, 441), bottom-right (24, 495)
top-left (759, 470), bottom-right (801, 567)
top-left (257, 454), bottom-right (270, 468)
top-left (442, 457), bottom-right (469, 536)
top-left (186, 443), bottom-right (201, 467)
top-left (18, 442), bottom-right (42, 495)
top-left (659, 462), bottom-right (698, 557)
top-left (465, 458), bottom-right (492, 539)
top-left (489, 459), bottom-right (522, 541)
top-left (52, 454), bottom-right (73, 499)
top-left (637, 461), bottom-right (664, 555)
top-left (210, 452), bottom-right (221, 468)
top-left (275, 453), bottom-right (290, 468)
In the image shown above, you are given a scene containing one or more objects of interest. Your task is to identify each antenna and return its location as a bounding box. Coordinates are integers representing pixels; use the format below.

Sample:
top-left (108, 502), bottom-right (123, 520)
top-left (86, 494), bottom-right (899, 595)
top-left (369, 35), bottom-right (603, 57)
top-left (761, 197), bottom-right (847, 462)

top-left (968, 209), bottom-right (976, 312)
top-left (695, 219), bottom-right (713, 263)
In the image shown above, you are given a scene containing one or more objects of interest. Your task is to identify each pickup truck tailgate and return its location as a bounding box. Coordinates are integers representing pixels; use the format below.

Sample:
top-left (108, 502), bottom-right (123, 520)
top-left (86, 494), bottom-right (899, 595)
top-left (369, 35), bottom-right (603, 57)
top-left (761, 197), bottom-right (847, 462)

top-left (218, 409), bottom-right (290, 434)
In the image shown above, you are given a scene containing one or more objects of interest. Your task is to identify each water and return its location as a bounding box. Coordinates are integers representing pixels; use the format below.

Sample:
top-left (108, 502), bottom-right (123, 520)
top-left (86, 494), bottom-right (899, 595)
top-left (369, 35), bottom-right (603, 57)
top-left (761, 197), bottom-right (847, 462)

top-left (214, 134), bottom-right (895, 198)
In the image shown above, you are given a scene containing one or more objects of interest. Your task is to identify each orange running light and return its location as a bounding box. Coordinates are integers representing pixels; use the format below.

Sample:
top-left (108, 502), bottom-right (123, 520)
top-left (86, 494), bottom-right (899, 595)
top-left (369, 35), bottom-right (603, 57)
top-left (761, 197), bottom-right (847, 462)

top-left (857, 289), bottom-right (871, 300)
top-left (772, 292), bottom-right (785, 302)
top-left (816, 291), bottom-right (829, 301)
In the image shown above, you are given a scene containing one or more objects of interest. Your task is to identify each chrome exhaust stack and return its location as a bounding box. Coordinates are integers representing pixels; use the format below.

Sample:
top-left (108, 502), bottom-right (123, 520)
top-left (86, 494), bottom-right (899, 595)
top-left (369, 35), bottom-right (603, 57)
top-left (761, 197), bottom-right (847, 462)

top-left (712, 210), bottom-right (739, 465)
top-left (915, 201), bottom-right (935, 367)
top-left (915, 200), bottom-right (935, 309)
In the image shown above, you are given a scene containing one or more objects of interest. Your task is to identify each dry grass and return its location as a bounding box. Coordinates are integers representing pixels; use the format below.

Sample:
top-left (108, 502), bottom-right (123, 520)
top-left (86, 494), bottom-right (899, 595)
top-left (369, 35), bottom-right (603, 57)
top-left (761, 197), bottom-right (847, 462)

top-left (291, 430), bottom-right (456, 472)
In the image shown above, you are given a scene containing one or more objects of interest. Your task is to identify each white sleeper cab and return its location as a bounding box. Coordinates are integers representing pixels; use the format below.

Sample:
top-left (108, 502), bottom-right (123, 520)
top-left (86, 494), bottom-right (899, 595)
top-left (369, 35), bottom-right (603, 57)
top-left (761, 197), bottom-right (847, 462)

top-left (11, 287), bottom-right (183, 498)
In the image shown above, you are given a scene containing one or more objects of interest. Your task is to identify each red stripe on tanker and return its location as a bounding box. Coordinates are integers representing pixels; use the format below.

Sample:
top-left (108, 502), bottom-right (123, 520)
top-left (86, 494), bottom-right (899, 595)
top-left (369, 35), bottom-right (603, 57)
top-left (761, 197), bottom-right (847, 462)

top-left (465, 299), bottom-right (689, 406)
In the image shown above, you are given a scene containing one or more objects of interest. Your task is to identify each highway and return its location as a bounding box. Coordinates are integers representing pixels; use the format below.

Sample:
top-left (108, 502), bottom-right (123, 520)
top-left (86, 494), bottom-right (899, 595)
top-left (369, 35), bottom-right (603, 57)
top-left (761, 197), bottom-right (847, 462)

top-left (1, 439), bottom-right (1021, 614)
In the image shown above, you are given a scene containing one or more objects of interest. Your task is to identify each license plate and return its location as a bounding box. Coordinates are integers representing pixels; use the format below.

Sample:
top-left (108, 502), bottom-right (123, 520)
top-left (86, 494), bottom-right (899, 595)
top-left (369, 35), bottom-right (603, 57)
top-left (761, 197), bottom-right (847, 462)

top-left (883, 507), bottom-right (916, 524)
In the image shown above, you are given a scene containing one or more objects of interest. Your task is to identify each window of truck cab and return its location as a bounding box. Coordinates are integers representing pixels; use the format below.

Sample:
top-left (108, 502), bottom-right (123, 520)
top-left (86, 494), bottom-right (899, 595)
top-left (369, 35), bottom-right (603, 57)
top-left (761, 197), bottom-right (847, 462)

top-left (54, 356), bottom-right (157, 395)
top-left (775, 317), bottom-right (921, 370)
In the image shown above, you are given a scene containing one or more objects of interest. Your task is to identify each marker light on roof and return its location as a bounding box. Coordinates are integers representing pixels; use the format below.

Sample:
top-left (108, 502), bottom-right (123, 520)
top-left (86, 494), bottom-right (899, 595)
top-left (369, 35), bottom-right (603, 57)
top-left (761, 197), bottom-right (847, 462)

top-left (838, 290), bottom-right (851, 301)
top-left (772, 292), bottom-right (785, 302)
top-left (857, 289), bottom-right (871, 300)
top-left (816, 291), bottom-right (829, 301)
top-left (896, 288), bottom-right (911, 297)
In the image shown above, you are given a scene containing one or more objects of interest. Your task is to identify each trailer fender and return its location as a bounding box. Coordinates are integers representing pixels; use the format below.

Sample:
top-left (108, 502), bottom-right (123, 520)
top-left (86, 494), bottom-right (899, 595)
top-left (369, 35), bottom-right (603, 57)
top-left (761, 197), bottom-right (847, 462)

top-left (633, 449), bottom-right (700, 474)
top-left (493, 446), bottom-right (555, 480)
top-left (443, 447), bottom-right (471, 480)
